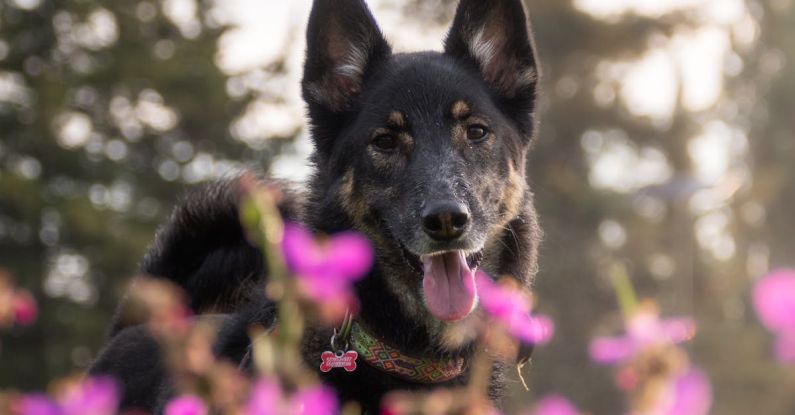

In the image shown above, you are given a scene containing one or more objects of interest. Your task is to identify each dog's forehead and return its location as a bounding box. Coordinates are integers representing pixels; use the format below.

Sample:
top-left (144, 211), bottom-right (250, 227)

top-left (363, 53), bottom-right (494, 120)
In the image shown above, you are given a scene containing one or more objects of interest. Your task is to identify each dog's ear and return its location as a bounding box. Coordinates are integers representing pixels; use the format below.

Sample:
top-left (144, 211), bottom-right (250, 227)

top-left (444, 0), bottom-right (539, 121)
top-left (302, 0), bottom-right (391, 114)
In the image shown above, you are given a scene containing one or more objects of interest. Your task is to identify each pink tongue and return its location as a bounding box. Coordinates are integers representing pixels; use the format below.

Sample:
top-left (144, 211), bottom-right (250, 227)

top-left (421, 251), bottom-right (477, 322)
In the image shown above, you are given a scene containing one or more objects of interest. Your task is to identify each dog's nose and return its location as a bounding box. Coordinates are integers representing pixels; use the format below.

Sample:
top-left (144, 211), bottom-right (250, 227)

top-left (421, 202), bottom-right (470, 241)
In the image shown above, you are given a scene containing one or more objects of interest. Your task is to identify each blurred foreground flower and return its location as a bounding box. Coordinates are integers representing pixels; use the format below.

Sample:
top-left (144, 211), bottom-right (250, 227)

top-left (589, 306), bottom-right (695, 365)
top-left (290, 385), bottom-right (338, 415)
top-left (592, 310), bottom-right (708, 415)
top-left (655, 369), bottom-right (712, 415)
top-left (12, 291), bottom-right (38, 326)
top-left (124, 277), bottom-right (193, 339)
top-left (615, 368), bottom-right (711, 415)
top-left (589, 266), bottom-right (710, 415)
top-left (0, 271), bottom-right (38, 328)
top-left (165, 395), bottom-right (208, 415)
top-left (531, 395), bottom-right (580, 415)
top-left (381, 388), bottom-right (498, 415)
top-left (475, 272), bottom-right (553, 345)
top-left (753, 268), bottom-right (795, 363)
top-left (245, 378), bottom-right (338, 415)
top-left (17, 377), bottom-right (119, 415)
top-left (282, 223), bottom-right (373, 319)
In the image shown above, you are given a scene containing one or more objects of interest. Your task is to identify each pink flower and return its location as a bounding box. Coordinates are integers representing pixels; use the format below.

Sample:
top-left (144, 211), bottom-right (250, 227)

top-left (753, 269), bottom-right (795, 362)
top-left (753, 269), bottom-right (795, 332)
top-left (164, 395), bottom-right (207, 415)
top-left (12, 290), bottom-right (37, 326)
top-left (774, 332), bottom-right (795, 363)
top-left (60, 377), bottom-right (119, 415)
top-left (247, 380), bottom-right (282, 415)
top-left (291, 386), bottom-right (338, 415)
top-left (282, 223), bottom-right (373, 307)
top-left (475, 272), bottom-right (554, 344)
top-left (589, 310), bottom-right (695, 365)
top-left (17, 377), bottom-right (119, 415)
top-left (246, 378), bottom-right (338, 415)
top-left (17, 394), bottom-right (61, 415)
top-left (532, 395), bottom-right (579, 415)
top-left (649, 368), bottom-right (712, 415)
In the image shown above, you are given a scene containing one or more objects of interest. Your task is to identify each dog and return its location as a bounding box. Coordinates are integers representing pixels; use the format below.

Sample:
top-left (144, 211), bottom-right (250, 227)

top-left (89, 0), bottom-right (542, 412)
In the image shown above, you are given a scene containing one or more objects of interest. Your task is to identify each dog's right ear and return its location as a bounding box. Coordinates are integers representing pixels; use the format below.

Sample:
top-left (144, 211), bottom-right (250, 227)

top-left (302, 0), bottom-right (391, 114)
top-left (444, 0), bottom-right (539, 136)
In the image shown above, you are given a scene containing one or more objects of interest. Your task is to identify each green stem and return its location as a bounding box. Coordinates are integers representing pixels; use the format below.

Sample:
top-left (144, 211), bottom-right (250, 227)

top-left (245, 186), bottom-right (306, 383)
top-left (611, 263), bottom-right (638, 318)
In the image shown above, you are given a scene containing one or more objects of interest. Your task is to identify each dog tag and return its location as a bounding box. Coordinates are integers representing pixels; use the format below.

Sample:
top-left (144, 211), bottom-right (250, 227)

top-left (319, 350), bottom-right (358, 372)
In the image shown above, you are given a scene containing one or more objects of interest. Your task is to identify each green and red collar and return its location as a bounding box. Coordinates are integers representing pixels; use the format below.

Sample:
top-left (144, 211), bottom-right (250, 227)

top-left (242, 317), bottom-right (467, 384)
top-left (348, 321), bottom-right (465, 384)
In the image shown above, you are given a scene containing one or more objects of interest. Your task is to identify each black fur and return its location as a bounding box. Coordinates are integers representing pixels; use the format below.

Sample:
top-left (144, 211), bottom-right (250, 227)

top-left (90, 0), bottom-right (542, 413)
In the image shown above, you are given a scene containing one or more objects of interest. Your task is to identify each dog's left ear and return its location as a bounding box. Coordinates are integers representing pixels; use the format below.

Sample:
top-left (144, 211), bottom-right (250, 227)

top-left (445, 0), bottom-right (539, 124)
top-left (302, 0), bottom-right (391, 114)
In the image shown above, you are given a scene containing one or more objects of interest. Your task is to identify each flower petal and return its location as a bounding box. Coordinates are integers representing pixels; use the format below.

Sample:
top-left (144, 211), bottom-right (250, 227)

top-left (291, 385), bottom-right (338, 415)
top-left (282, 223), bottom-right (320, 274)
top-left (164, 395), bottom-right (208, 415)
top-left (476, 272), bottom-right (530, 320)
top-left (512, 314), bottom-right (555, 345)
top-left (532, 395), bottom-right (579, 415)
top-left (753, 269), bottom-right (795, 334)
top-left (13, 290), bottom-right (37, 326)
top-left (326, 233), bottom-right (373, 280)
top-left (659, 317), bottom-right (696, 344)
top-left (589, 336), bottom-right (637, 364)
top-left (475, 272), bottom-right (550, 344)
top-left (61, 377), bottom-right (119, 415)
top-left (17, 394), bottom-right (61, 415)
top-left (774, 332), bottom-right (795, 363)
top-left (247, 379), bottom-right (282, 415)
top-left (666, 368), bottom-right (712, 415)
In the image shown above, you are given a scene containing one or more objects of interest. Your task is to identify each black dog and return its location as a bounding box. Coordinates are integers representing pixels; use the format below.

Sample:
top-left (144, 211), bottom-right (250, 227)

top-left (90, 0), bottom-right (542, 412)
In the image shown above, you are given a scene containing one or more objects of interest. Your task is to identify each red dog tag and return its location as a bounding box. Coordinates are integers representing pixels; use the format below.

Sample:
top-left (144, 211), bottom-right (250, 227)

top-left (319, 350), bottom-right (358, 372)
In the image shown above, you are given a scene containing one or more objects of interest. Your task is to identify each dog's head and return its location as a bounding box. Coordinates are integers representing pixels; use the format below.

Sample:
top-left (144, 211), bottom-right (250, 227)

top-left (303, 0), bottom-right (539, 325)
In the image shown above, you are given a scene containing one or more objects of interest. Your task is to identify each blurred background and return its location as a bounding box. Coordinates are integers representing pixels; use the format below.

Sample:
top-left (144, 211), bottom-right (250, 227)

top-left (0, 0), bottom-right (793, 413)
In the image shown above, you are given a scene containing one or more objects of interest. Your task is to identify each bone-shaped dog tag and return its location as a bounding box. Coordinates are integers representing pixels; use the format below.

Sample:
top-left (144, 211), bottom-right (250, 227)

top-left (319, 350), bottom-right (358, 372)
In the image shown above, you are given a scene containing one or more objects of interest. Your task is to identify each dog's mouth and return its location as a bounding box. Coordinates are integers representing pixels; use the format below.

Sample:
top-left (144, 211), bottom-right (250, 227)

top-left (400, 246), bottom-right (484, 322)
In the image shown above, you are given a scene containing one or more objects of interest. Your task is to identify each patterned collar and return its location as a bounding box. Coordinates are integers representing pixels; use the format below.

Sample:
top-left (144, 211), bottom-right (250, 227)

top-left (349, 321), bottom-right (466, 384)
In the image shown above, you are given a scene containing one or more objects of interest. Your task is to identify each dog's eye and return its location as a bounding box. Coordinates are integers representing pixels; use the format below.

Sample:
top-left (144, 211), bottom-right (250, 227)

top-left (466, 125), bottom-right (489, 142)
top-left (372, 134), bottom-right (400, 152)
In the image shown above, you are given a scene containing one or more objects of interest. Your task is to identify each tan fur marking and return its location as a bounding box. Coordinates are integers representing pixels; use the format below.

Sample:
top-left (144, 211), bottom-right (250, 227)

top-left (483, 160), bottom-right (525, 246)
top-left (387, 111), bottom-right (406, 129)
top-left (338, 169), bottom-right (368, 225)
top-left (501, 161), bottom-right (526, 223)
top-left (339, 169), bottom-right (354, 198)
top-left (480, 162), bottom-right (532, 285)
top-left (451, 100), bottom-right (471, 119)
